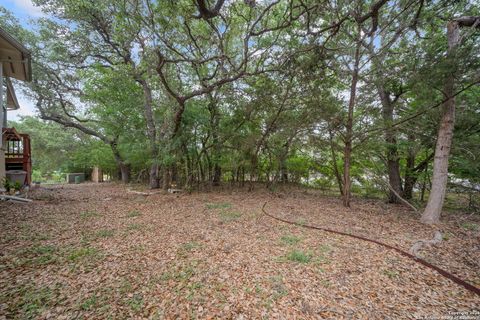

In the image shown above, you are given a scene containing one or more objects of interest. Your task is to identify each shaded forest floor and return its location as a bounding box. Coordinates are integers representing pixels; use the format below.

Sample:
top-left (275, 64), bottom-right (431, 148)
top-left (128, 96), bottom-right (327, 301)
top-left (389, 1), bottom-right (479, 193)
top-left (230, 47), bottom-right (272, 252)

top-left (1, 183), bottom-right (479, 319)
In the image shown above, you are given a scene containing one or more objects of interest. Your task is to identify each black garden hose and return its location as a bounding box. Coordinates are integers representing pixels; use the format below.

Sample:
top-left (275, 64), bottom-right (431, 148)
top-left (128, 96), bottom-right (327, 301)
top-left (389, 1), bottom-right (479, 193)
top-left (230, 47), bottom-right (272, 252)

top-left (261, 202), bottom-right (480, 297)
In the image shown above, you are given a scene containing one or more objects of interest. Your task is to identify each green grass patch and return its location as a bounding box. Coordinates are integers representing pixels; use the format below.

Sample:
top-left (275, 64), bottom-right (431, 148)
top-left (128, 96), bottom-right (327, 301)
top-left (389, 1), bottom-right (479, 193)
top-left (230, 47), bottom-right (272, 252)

top-left (175, 264), bottom-right (196, 281)
top-left (442, 232), bottom-right (454, 241)
top-left (205, 202), bottom-right (241, 222)
top-left (313, 255), bottom-right (330, 265)
top-left (80, 210), bottom-right (100, 219)
top-left (296, 218), bottom-right (307, 226)
top-left (80, 294), bottom-right (98, 311)
top-left (383, 269), bottom-right (400, 279)
top-left (255, 284), bottom-right (263, 295)
top-left (312, 244), bottom-right (332, 266)
top-left (16, 245), bottom-right (59, 267)
top-left (130, 244), bottom-right (146, 252)
top-left (127, 293), bottom-right (143, 312)
top-left (67, 247), bottom-right (100, 263)
top-left (177, 242), bottom-right (202, 258)
top-left (119, 280), bottom-right (133, 294)
top-left (181, 241), bottom-right (201, 251)
top-left (284, 249), bottom-right (312, 263)
top-left (95, 229), bottom-right (115, 238)
top-left (320, 279), bottom-right (331, 288)
top-left (318, 244), bottom-right (332, 253)
top-left (25, 245), bottom-right (56, 255)
top-left (280, 234), bottom-right (301, 245)
top-left (126, 223), bottom-right (143, 231)
top-left (14, 285), bottom-right (53, 319)
top-left (126, 210), bottom-right (142, 218)
top-left (206, 202), bottom-right (232, 210)
top-left (461, 222), bottom-right (478, 231)
top-left (185, 282), bottom-right (204, 301)
top-left (27, 233), bottom-right (50, 242)
top-left (160, 262), bottom-right (198, 282)
top-left (218, 210), bottom-right (242, 222)
top-left (30, 254), bottom-right (58, 266)
top-left (79, 291), bottom-right (111, 314)
top-left (270, 275), bottom-right (288, 300)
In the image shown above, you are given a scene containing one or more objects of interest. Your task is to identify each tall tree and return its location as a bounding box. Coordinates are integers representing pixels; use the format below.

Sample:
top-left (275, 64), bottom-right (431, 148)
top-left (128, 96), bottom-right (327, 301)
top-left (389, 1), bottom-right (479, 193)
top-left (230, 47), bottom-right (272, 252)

top-left (421, 16), bottom-right (480, 224)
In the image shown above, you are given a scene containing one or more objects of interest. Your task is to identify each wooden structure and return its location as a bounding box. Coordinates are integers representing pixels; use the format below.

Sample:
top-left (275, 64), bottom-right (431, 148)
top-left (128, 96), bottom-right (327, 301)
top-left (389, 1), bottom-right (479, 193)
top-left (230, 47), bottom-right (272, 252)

top-left (3, 127), bottom-right (31, 185)
top-left (0, 27), bottom-right (32, 185)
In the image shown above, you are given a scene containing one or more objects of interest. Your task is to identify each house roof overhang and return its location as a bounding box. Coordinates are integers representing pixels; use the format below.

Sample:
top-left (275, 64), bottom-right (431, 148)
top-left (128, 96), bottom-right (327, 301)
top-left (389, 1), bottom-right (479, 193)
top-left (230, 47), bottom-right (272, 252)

top-left (2, 127), bottom-right (22, 141)
top-left (6, 77), bottom-right (20, 110)
top-left (0, 27), bottom-right (32, 82)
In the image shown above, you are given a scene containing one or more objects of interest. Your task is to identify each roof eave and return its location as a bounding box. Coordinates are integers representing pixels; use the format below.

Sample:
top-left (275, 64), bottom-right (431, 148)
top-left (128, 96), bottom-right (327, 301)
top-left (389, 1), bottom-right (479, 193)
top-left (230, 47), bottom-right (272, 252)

top-left (0, 27), bottom-right (32, 82)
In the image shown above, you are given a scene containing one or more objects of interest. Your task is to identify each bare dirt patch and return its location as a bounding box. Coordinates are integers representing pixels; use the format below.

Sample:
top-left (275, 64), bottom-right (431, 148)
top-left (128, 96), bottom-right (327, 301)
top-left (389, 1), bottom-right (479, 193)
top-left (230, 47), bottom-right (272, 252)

top-left (1, 183), bottom-right (479, 319)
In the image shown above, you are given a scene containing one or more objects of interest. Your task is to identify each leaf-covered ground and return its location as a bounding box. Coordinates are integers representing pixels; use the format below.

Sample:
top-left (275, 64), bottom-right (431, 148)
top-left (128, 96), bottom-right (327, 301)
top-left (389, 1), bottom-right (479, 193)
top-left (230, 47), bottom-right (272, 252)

top-left (1, 183), bottom-right (479, 319)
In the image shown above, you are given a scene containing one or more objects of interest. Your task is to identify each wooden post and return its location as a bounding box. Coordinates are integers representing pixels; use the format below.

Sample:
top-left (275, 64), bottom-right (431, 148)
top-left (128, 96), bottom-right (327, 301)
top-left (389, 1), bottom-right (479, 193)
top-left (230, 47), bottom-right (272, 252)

top-left (0, 63), bottom-right (5, 183)
top-left (21, 134), bottom-right (31, 185)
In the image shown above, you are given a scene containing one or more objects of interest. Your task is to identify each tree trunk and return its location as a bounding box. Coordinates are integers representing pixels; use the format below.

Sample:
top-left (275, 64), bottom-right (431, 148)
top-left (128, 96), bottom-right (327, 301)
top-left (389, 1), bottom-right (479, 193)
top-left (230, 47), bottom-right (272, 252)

top-left (119, 163), bottom-right (131, 183)
top-left (241, 167), bottom-right (245, 187)
top-left (162, 167), bottom-right (170, 191)
top-left (403, 172), bottom-right (415, 200)
top-left (149, 163), bottom-right (159, 189)
top-left (420, 161), bottom-right (429, 202)
top-left (138, 78), bottom-right (160, 189)
top-left (110, 141), bottom-right (130, 183)
top-left (209, 98), bottom-right (222, 186)
top-left (199, 156), bottom-right (206, 183)
top-left (421, 21), bottom-right (460, 224)
top-left (403, 134), bottom-right (417, 199)
top-left (279, 156), bottom-right (288, 183)
top-left (213, 164), bottom-right (222, 186)
top-left (343, 36), bottom-right (361, 207)
top-left (329, 129), bottom-right (343, 196)
top-left (404, 150), bottom-right (434, 200)
top-left (183, 143), bottom-right (193, 191)
top-left (279, 139), bottom-right (292, 184)
top-left (378, 86), bottom-right (403, 203)
top-left (249, 154), bottom-right (257, 191)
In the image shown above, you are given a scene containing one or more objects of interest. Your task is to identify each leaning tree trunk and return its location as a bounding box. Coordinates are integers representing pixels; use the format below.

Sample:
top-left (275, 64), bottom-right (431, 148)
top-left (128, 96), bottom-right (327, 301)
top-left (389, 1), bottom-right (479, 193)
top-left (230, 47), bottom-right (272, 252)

top-left (421, 21), bottom-right (460, 224)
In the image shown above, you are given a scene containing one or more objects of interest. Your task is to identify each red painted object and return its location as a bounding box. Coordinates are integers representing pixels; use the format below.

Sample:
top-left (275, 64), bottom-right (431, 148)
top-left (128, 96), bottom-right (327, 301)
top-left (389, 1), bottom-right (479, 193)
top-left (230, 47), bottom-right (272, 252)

top-left (3, 128), bottom-right (32, 186)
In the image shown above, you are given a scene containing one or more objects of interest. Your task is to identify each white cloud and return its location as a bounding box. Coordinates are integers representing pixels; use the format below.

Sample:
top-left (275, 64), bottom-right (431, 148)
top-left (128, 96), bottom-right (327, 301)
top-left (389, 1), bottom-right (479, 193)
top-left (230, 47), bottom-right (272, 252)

top-left (11, 0), bottom-right (45, 17)
top-left (8, 92), bottom-right (37, 121)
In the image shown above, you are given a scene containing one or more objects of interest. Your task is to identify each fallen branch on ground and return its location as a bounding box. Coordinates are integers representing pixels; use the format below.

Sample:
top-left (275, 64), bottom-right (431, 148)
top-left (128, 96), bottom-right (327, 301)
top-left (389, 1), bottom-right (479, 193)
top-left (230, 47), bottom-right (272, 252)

top-left (261, 201), bottom-right (480, 296)
top-left (386, 182), bottom-right (419, 212)
top-left (0, 195), bottom-right (33, 203)
top-left (126, 189), bottom-right (162, 196)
